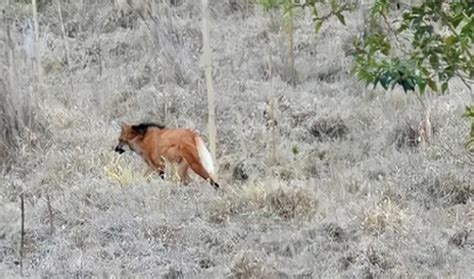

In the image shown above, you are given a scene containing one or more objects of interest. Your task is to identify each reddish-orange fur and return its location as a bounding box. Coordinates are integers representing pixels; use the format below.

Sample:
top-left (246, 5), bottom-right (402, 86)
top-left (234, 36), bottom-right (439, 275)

top-left (115, 123), bottom-right (219, 189)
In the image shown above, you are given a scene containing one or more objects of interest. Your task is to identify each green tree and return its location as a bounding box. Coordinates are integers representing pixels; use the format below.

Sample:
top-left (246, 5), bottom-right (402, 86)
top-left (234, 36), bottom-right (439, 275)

top-left (351, 1), bottom-right (473, 148)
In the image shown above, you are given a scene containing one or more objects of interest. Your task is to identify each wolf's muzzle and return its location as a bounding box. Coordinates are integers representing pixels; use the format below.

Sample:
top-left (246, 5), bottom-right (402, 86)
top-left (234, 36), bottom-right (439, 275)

top-left (114, 144), bottom-right (125, 154)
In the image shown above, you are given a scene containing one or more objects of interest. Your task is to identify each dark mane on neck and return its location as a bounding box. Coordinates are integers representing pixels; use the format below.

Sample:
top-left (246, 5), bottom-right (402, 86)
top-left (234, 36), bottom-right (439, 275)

top-left (132, 122), bottom-right (165, 135)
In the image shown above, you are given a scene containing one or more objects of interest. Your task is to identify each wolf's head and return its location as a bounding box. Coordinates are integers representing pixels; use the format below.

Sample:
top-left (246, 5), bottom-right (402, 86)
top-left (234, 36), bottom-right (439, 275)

top-left (114, 124), bottom-right (136, 154)
top-left (114, 122), bottom-right (165, 154)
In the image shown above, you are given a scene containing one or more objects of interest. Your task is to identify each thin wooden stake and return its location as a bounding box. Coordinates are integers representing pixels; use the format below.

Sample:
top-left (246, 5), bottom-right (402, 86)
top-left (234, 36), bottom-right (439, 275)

top-left (46, 194), bottom-right (54, 236)
top-left (19, 193), bottom-right (25, 277)
top-left (32, 0), bottom-right (41, 85)
top-left (201, 0), bottom-right (218, 173)
top-left (56, 0), bottom-right (75, 94)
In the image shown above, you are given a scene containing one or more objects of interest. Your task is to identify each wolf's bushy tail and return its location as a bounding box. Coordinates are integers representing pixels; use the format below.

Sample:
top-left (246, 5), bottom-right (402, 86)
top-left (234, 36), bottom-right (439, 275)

top-left (194, 135), bottom-right (219, 187)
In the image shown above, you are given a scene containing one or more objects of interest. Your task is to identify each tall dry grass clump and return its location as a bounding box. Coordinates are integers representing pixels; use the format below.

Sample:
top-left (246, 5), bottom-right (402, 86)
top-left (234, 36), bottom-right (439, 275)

top-left (208, 181), bottom-right (318, 223)
top-left (230, 251), bottom-right (281, 278)
top-left (0, 1), bottom-right (472, 277)
top-left (0, 7), bottom-right (48, 169)
top-left (125, 0), bottom-right (196, 86)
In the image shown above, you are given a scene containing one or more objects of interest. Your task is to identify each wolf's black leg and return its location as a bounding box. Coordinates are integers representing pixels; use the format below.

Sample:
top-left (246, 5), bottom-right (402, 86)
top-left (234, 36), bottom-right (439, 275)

top-left (210, 181), bottom-right (220, 190)
top-left (158, 170), bottom-right (165, 179)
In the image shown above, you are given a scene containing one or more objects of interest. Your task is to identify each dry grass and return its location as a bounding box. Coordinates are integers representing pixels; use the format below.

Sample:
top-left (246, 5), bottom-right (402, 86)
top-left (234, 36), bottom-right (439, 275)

top-left (0, 1), bottom-right (472, 277)
top-left (361, 198), bottom-right (408, 235)
top-left (229, 251), bottom-right (282, 279)
top-left (208, 181), bottom-right (318, 223)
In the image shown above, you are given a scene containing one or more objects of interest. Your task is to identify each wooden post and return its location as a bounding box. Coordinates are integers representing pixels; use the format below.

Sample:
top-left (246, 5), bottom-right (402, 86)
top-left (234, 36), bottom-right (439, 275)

top-left (201, 0), bottom-right (218, 172)
top-left (19, 193), bottom-right (25, 276)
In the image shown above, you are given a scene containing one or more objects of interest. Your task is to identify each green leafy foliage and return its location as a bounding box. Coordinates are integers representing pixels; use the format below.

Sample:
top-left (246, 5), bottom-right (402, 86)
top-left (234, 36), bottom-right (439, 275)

top-left (352, 1), bottom-right (473, 95)
top-left (463, 106), bottom-right (474, 152)
top-left (301, 0), bottom-right (355, 31)
top-left (370, 0), bottom-right (389, 18)
top-left (256, 0), bottom-right (355, 33)
top-left (256, 0), bottom-right (281, 10)
top-left (256, 0), bottom-right (297, 36)
top-left (351, 1), bottom-right (473, 149)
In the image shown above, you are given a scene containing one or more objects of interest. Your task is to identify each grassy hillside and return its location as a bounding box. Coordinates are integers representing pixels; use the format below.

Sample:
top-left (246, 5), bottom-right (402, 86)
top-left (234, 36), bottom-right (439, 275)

top-left (0, 1), bottom-right (472, 277)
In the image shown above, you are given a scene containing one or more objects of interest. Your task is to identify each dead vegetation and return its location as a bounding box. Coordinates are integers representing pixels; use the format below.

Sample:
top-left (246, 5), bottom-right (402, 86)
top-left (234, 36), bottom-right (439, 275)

top-left (309, 117), bottom-right (349, 141)
top-left (208, 182), bottom-right (318, 223)
top-left (361, 198), bottom-right (408, 235)
top-left (229, 251), bottom-right (282, 279)
top-left (0, 0), bottom-right (472, 277)
top-left (0, 77), bottom-right (49, 169)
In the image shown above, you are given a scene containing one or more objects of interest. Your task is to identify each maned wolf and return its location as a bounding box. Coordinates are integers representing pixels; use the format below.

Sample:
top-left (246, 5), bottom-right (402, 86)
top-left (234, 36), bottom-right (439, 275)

top-left (115, 123), bottom-right (219, 189)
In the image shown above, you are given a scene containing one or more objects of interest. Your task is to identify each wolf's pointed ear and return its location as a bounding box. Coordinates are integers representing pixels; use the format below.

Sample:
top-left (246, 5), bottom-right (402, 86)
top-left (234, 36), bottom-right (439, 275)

top-left (131, 124), bottom-right (147, 135)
